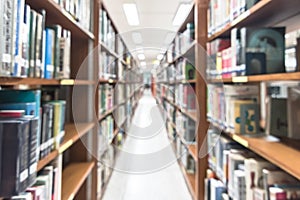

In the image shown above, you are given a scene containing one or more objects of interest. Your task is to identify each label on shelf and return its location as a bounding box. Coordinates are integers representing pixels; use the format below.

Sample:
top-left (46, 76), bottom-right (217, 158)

top-left (232, 76), bottom-right (248, 83)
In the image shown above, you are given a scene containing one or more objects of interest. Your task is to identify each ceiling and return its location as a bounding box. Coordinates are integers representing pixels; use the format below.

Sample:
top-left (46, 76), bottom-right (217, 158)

top-left (102, 0), bottom-right (193, 71)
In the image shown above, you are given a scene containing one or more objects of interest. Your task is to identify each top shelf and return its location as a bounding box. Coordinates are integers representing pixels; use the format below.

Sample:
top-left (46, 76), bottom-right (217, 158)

top-left (26, 0), bottom-right (94, 40)
top-left (208, 0), bottom-right (300, 42)
top-left (209, 72), bottom-right (300, 83)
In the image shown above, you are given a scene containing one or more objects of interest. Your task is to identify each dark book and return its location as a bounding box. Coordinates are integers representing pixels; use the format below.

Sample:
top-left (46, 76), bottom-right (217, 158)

top-left (28, 10), bottom-right (37, 77)
top-left (34, 10), bottom-right (46, 78)
top-left (287, 87), bottom-right (300, 139)
top-left (266, 98), bottom-right (288, 137)
top-left (240, 27), bottom-right (285, 75)
top-left (0, 120), bottom-right (30, 197)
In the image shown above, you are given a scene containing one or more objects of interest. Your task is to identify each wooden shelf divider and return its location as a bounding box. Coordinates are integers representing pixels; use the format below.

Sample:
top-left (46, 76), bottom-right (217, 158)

top-left (62, 162), bottom-right (95, 200)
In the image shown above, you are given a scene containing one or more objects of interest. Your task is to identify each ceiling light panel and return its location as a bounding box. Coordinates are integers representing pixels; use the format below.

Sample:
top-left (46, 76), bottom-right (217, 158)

top-left (123, 3), bottom-right (140, 26)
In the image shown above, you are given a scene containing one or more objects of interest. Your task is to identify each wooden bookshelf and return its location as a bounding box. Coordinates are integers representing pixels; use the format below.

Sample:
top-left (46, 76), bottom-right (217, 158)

top-left (99, 78), bottom-right (117, 84)
top-left (26, 0), bottom-right (94, 39)
top-left (37, 123), bottom-right (95, 171)
top-left (62, 162), bottom-right (95, 200)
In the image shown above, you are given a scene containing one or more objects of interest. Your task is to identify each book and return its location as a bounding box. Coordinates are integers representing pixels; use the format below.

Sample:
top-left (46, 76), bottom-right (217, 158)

top-left (0, 120), bottom-right (30, 197)
top-left (13, 0), bottom-right (25, 77)
top-left (34, 10), bottom-right (46, 78)
top-left (46, 25), bottom-right (62, 78)
top-left (239, 103), bottom-right (260, 135)
top-left (0, 0), bottom-right (14, 76)
top-left (287, 87), bottom-right (300, 139)
top-left (28, 10), bottom-right (37, 77)
top-left (244, 158), bottom-right (276, 200)
top-left (240, 27), bottom-right (286, 75)
top-left (44, 28), bottom-right (55, 79)
top-left (58, 29), bottom-right (71, 79)
top-left (262, 169), bottom-right (300, 200)
top-left (265, 98), bottom-right (288, 137)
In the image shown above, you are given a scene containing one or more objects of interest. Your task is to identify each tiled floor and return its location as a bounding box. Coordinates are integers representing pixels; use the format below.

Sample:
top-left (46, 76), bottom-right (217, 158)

top-left (102, 89), bottom-right (192, 200)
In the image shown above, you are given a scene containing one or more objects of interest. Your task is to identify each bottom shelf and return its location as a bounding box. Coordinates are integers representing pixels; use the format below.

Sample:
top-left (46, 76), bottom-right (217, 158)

top-left (62, 162), bottom-right (95, 200)
top-left (179, 162), bottom-right (196, 199)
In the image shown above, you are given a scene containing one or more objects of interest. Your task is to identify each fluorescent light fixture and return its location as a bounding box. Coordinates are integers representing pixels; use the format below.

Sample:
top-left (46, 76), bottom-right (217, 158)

top-left (172, 3), bottom-right (192, 26)
top-left (123, 3), bottom-right (140, 26)
top-left (153, 60), bottom-right (160, 65)
top-left (138, 53), bottom-right (145, 60)
top-left (157, 54), bottom-right (164, 60)
top-left (140, 61), bottom-right (146, 67)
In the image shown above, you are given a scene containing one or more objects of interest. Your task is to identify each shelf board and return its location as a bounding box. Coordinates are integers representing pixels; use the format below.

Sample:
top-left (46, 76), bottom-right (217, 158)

top-left (188, 144), bottom-right (197, 161)
top-left (0, 77), bottom-right (94, 86)
top-left (37, 150), bottom-right (59, 171)
top-left (99, 78), bottom-right (117, 84)
top-left (179, 162), bottom-right (196, 199)
top-left (59, 123), bottom-right (95, 154)
top-left (26, 0), bottom-right (94, 40)
top-left (209, 72), bottom-right (300, 83)
top-left (100, 42), bottom-right (127, 65)
top-left (98, 101), bottom-right (127, 121)
top-left (37, 123), bottom-right (94, 171)
top-left (62, 162), bottom-right (95, 200)
top-left (208, 0), bottom-right (300, 41)
top-left (210, 121), bottom-right (300, 180)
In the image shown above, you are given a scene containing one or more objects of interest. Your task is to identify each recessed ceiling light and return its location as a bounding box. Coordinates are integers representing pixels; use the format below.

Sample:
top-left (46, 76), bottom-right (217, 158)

top-left (172, 3), bottom-right (192, 26)
top-left (123, 3), bottom-right (140, 26)
top-left (138, 54), bottom-right (145, 60)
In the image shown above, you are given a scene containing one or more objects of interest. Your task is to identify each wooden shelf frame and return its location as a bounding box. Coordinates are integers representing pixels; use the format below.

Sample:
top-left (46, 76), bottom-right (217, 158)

top-left (62, 162), bottom-right (95, 200)
top-left (26, 0), bottom-right (94, 39)
top-left (37, 123), bottom-right (95, 171)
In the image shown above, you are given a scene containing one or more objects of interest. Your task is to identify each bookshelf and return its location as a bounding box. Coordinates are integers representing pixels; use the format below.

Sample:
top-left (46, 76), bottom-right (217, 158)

top-left (204, 0), bottom-right (300, 199)
top-left (96, 3), bottom-right (143, 199)
top-left (0, 0), bottom-right (141, 199)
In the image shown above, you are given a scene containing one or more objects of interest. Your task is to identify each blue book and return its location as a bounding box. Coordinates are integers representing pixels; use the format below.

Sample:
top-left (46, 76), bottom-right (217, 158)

top-left (0, 102), bottom-right (36, 116)
top-left (44, 28), bottom-right (55, 79)
top-left (13, 0), bottom-right (25, 77)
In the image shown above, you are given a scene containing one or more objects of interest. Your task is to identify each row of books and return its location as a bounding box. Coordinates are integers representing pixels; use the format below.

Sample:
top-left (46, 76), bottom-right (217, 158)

top-left (0, 89), bottom-right (66, 197)
top-left (175, 136), bottom-right (195, 174)
top-left (175, 111), bottom-right (196, 144)
top-left (99, 116), bottom-right (114, 142)
top-left (99, 84), bottom-right (114, 115)
top-left (174, 84), bottom-right (196, 111)
top-left (53, 0), bottom-right (91, 31)
top-left (207, 84), bottom-right (260, 135)
top-left (207, 83), bottom-right (300, 139)
top-left (100, 9), bottom-right (117, 53)
top-left (207, 129), bottom-right (300, 200)
top-left (206, 27), bottom-right (286, 79)
top-left (158, 59), bottom-right (196, 82)
top-left (99, 52), bottom-right (118, 79)
top-left (163, 23), bottom-right (195, 64)
top-left (0, 1), bottom-right (71, 79)
top-left (207, 0), bottom-right (260, 36)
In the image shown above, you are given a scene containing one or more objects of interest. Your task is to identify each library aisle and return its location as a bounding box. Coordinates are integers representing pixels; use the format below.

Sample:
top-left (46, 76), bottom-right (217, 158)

top-left (102, 89), bottom-right (192, 200)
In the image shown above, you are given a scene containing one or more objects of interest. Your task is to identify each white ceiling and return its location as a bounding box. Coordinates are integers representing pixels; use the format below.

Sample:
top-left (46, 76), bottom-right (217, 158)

top-left (102, 0), bottom-right (193, 71)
